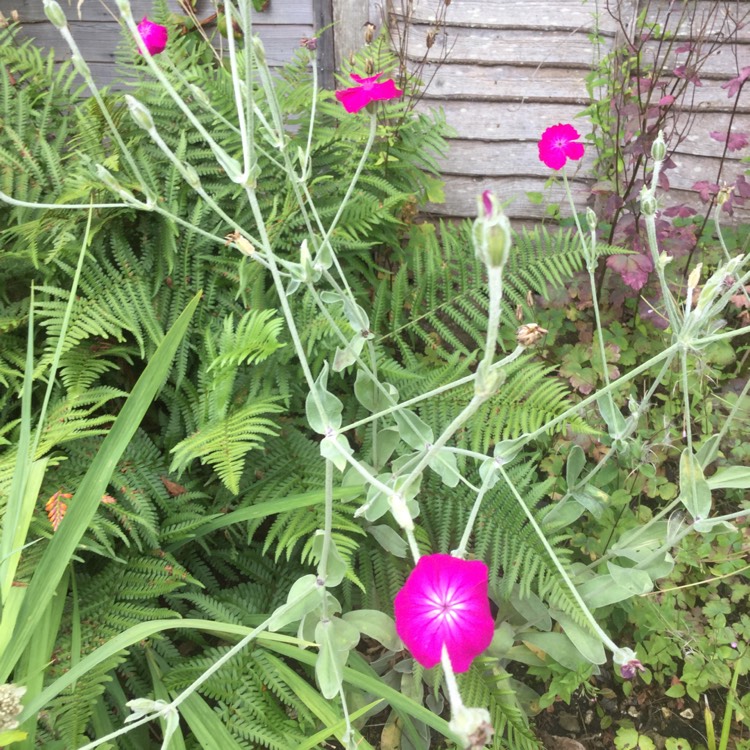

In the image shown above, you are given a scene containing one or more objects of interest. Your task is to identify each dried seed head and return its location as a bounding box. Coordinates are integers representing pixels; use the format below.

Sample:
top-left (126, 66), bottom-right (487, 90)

top-left (299, 36), bottom-right (317, 51)
top-left (364, 58), bottom-right (375, 75)
top-left (426, 28), bottom-right (437, 49)
top-left (516, 323), bottom-right (548, 347)
top-left (363, 22), bottom-right (376, 44)
top-left (0, 684), bottom-right (25, 731)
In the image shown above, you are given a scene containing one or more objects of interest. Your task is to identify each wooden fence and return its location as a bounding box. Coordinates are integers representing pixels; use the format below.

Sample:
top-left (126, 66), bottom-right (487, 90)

top-left (6, 0), bottom-right (750, 221)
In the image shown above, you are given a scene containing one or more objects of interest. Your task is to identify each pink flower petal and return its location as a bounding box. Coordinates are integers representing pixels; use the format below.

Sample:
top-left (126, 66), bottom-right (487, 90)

top-left (335, 87), bottom-right (374, 114)
top-left (538, 123), bottom-right (585, 170)
top-left (335, 72), bottom-right (403, 114)
top-left (137, 16), bottom-right (168, 56)
top-left (394, 554), bottom-right (494, 673)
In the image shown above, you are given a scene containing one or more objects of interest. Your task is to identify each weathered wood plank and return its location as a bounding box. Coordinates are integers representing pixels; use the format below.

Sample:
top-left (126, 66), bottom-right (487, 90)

top-left (425, 173), bottom-right (750, 222)
top-left (408, 0), bottom-right (619, 32)
top-left (14, 21), bottom-right (314, 67)
top-left (331, 0), bottom-right (376, 69)
top-left (418, 70), bottom-right (749, 110)
top-left (13, 0), bottom-right (314, 25)
top-left (402, 25), bottom-right (750, 83)
top-left (418, 100), bottom-right (750, 146)
top-left (436, 139), bottom-right (748, 190)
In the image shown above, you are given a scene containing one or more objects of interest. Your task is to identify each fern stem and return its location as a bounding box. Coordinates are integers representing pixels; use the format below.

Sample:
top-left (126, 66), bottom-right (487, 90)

top-left (30, 204), bottom-right (94, 459)
top-left (497, 465), bottom-right (620, 655)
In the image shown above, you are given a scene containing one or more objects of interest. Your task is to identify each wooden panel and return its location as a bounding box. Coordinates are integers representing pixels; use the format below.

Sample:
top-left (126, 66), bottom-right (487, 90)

top-left (425, 173), bottom-right (750, 223)
top-left (419, 63), bottom-right (590, 102)
top-left (18, 21), bottom-right (313, 67)
top-left (435, 139), bottom-right (749, 191)
top-left (417, 67), bottom-right (749, 110)
top-left (407, 26), bottom-right (598, 68)
top-left (13, 0), bottom-right (314, 25)
top-left (408, 0), bottom-right (619, 32)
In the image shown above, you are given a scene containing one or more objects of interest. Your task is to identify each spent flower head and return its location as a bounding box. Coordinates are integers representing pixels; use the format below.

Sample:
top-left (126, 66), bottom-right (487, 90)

top-left (393, 553), bottom-right (495, 672)
top-left (538, 123), bottom-right (585, 170)
top-left (0, 683), bottom-right (26, 730)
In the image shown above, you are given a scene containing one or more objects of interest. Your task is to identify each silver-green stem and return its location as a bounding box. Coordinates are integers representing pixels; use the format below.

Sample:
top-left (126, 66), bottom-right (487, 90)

top-left (497, 465), bottom-right (619, 654)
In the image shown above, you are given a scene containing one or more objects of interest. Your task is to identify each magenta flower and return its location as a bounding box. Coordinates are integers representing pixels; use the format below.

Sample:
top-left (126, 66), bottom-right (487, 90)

top-left (538, 123), bottom-right (585, 170)
top-left (334, 72), bottom-right (403, 114)
top-left (394, 554), bottom-right (495, 673)
top-left (136, 17), bottom-right (168, 56)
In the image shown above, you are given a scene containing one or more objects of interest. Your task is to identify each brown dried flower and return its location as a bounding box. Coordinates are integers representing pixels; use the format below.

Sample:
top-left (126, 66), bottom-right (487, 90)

top-left (516, 323), bottom-right (548, 347)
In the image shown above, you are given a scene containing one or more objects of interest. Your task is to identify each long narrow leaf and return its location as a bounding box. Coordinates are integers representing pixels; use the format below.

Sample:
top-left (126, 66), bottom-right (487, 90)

top-left (0, 291), bottom-right (202, 681)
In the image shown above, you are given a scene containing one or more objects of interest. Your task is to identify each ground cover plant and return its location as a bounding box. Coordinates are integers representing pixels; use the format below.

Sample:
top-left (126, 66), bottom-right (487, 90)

top-left (0, 0), bottom-right (748, 748)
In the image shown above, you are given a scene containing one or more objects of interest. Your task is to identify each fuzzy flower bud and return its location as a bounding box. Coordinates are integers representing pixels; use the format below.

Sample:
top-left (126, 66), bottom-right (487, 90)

top-left (586, 207), bottom-right (598, 231)
top-left (124, 95), bottom-right (154, 132)
top-left (252, 35), bottom-right (266, 64)
top-left (614, 647), bottom-right (646, 680)
top-left (182, 163), bottom-right (201, 189)
top-left (449, 705), bottom-right (494, 749)
top-left (516, 323), bottom-right (548, 347)
top-left (43, 0), bottom-right (67, 29)
top-left (640, 187), bottom-right (657, 217)
top-left (0, 684), bottom-right (26, 730)
top-left (651, 131), bottom-right (667, 162)
top-left (687, 263), bottom-right (702, 291)
top-left (473, 191), bottom-right (511, 269)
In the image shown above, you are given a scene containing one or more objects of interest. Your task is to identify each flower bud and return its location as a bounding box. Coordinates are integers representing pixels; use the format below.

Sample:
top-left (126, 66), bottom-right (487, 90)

top-left (449, 705), bottom-right (494, 750)
top-left (43, 0), bottom-right (67, 29)
top-left (252, 35), bottom-right (266, 64)
top-left (651, 131), bottom-right (667, 162)
top-left (473, 191), bottom-right (511, 269)
top-left (124, 95), bottom-right (154, 132)
top-left (640, 187), bottom-right (657, 216)
top-left (115, 0), bottom-right (132, 18)
top-left (183, 163), bottom-right (201, 189)
top-left (516, 323), bottom-right (548, 347)
top-left (586, 207), bottom-right (598, 231)
top-left (687, 262), bottom-right (702, 291)
top-left (389, 494), bottom-right (414, 531)
top-left (95, 164), bottom-right (123, 193)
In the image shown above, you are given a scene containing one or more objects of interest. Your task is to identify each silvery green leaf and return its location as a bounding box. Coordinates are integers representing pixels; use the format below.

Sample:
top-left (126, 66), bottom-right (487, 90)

top-left (578, 574), bottom-right (638, 608)
top-left (342, 298), bottom-right (370, 334)
top-left (554, 610), bottom-right (607, 665)
top-left (428, 448), bottom-right (460, 487)
top-left (320, 433), bottom-right (352, 471)
top-left (333, 334), bottom-right (366, 372)
top-left (315, 617), bottom-right (360, 699)
top-left (367, 524), bottom-right (408, 557)
top-left (393, 408), bottom-right (434, 450)
top-left (705, 465), bottom-right (750, 490)
top-left (267, 574), bottom-right (323, 631)
top-left (606, 561), bottom-right (653, 595)
top-left (571, 484), bottom-right (607, 519)
top-left (354, 369), bottom-right (398, 413)
top-left (493, 437), bottom-right (525, 465)
top-left (312, 533), bottom-right (347, 587)
top-left (597, 393), bottom-right (627, 438)
top-left (374, 427), bottom-right (400, 468)
top-left (343, 610), bottom-right (403, 651)
top-left (679, 448), bottom-right (712, 520)
top-left (693, 518), bottom-right (736, 533)
top-left (305, 362), bottom-right (343, 434)
top-left (478, 458), bottom-right (500, 488)
top-left (566, 445), bottom-right (586, 488)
